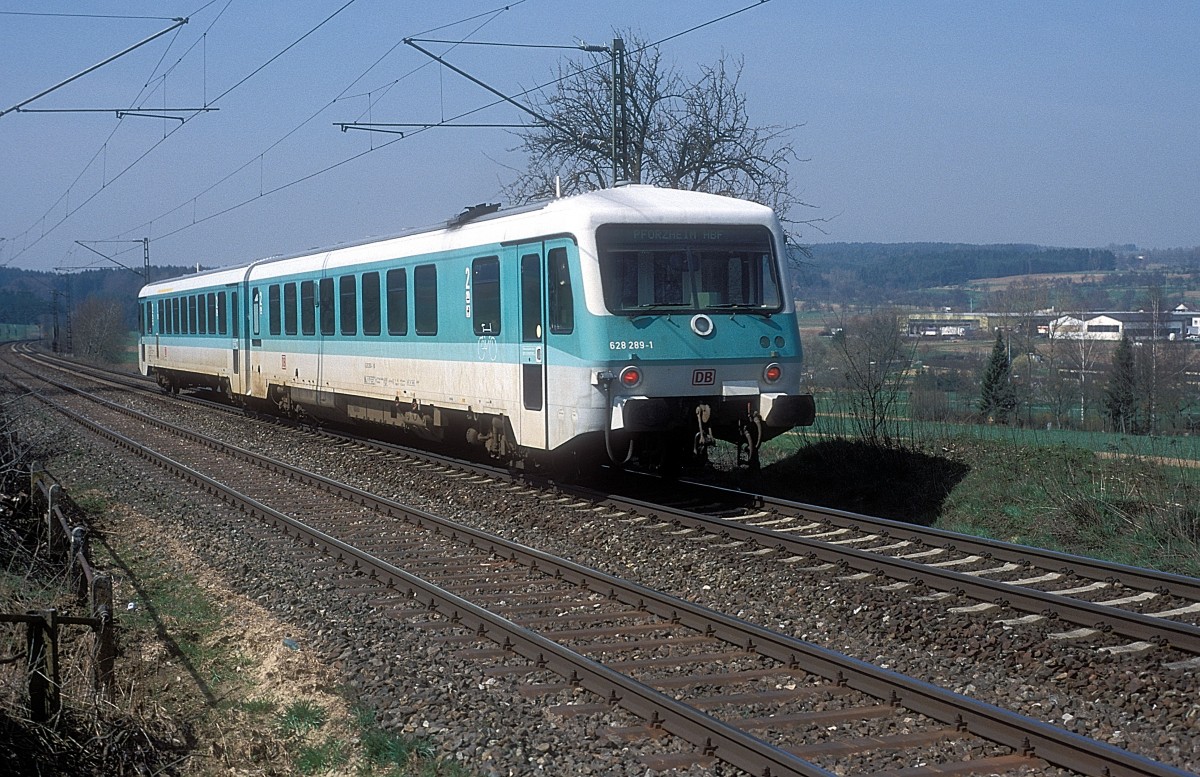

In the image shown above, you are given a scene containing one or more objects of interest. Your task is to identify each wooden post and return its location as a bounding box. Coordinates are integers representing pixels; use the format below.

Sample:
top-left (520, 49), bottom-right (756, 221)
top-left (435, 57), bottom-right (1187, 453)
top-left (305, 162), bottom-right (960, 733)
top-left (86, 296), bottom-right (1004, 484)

top-left (91, 574), bottom-right (115, 694)
top-left (25, 609), bottom-right (60, 722)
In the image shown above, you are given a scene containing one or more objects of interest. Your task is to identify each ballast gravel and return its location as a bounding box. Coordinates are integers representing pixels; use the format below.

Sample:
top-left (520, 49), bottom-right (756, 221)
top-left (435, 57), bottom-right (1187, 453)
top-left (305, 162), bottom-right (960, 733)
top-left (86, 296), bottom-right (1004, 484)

top-left (11, 385), bottom-right (1198, 775)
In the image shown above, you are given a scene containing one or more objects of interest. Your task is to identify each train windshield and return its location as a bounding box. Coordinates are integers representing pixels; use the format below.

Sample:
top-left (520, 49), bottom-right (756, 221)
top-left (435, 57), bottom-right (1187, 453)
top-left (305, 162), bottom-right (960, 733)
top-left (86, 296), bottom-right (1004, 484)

top-left (596, 224), bottom-right (782, 315)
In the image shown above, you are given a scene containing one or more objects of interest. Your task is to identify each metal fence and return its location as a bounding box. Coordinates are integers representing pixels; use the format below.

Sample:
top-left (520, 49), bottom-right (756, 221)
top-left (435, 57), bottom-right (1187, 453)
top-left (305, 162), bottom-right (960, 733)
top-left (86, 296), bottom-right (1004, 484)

top-left (0, 470), bottom-right (115, 721)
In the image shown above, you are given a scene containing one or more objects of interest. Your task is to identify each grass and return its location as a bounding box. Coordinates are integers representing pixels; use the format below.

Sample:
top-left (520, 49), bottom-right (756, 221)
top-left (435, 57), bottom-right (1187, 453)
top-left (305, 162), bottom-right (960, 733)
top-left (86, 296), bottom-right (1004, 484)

top-left (277, 699), bottom-right (330, 738)
top-left (112, 543), bottom-right (229, 674)
top-left (73, 500), bottom-right (476, 775)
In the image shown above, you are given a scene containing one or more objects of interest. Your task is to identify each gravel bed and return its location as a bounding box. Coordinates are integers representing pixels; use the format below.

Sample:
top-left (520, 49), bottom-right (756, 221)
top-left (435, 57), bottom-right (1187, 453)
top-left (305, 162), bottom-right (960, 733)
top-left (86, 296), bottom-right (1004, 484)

top-left (12, 378), bottom-right (1199, 774)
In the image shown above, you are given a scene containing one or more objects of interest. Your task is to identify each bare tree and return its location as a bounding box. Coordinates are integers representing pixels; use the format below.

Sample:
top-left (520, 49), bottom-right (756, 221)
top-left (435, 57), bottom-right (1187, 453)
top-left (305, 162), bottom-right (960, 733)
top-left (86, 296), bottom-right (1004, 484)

top-left (504, 33), bottom-right (810, 230)
top-left (71, 296), bottom-right (128, 364)
top-left (987, 279), bottom-right (1050, 424)
top-left (829, 308), bottom-right (915, 448)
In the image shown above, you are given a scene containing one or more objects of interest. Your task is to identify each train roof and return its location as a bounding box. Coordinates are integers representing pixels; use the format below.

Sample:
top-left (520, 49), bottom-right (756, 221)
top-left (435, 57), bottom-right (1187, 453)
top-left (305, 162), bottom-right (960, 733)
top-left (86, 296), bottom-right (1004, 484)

top-left (139, 186), bottom-right (779, 297)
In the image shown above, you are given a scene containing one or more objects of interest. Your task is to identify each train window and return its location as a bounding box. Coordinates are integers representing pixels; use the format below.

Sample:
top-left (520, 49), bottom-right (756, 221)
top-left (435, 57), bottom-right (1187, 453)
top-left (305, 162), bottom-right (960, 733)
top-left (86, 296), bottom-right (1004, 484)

top-left (300, 281), bottom-right (315, 335)
top-left (362, 272), bottom-right (381, 336)
top-left (218, 292), bottom-right (228, 336)
top-left (284, 282), bottom-right (298, 336)
top-left (595, 224), bottom-right (782, 315)
top-left (231, 291), bottom-right (239, 338)
top-left (319, 278), bottom-right (335, 336)
top-left (139, 303), bottom-right (146, 335)
top-left (472, 257), bottom-right (500, 336)
top-left (268, 284), bottom-right (281, 336)
top-left (173, 298), bottom-right (181, 334)
top-left (414, 264), bottom-right (437, 336)
top-left (520, 254), bottom-right (540, 342)
top-left (339, 275), bottom-right (357, 336)
top-left (189, 295), bottom-right (198, 334)
top-left (386, 268), bottom-right (407, 336)
top-left (252, 289), bottom-right (262, 337)
top-left (198, 294), bottom-right (208, 334)
top-left (547, 247), bottom-right (574, 334)
top-left (207, 293), bottom-right (217, 334)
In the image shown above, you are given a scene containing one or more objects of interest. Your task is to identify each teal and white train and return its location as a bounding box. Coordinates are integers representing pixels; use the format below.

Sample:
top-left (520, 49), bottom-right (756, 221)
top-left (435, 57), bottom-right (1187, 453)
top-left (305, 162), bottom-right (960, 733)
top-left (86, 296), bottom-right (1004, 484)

top-left (138, 185), bottom-right (815, 469)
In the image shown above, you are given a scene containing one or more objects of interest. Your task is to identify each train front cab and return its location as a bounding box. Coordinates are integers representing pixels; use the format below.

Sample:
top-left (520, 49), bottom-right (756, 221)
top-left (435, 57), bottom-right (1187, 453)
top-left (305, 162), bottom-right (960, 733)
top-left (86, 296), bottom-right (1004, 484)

top-left (587, 221), bottom-right (815, 469)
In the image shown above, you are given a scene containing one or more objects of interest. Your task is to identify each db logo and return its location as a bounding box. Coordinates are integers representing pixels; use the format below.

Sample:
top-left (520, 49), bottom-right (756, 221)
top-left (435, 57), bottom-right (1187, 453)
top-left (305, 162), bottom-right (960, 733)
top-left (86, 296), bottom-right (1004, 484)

top-left (691, 369), bottom-right (715, 386)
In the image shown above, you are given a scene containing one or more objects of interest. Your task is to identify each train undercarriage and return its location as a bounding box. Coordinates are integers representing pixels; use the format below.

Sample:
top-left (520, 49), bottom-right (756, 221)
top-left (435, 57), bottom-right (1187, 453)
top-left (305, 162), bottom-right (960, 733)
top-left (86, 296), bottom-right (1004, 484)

top-left (151, 367), bottom-right (813, 476)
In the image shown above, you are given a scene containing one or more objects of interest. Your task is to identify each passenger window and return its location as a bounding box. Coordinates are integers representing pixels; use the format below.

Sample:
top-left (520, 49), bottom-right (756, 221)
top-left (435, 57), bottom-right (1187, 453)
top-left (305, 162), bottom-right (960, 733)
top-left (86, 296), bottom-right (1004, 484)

top-left (268, 284), bottom-right (281, 336)
top-left (198, 294), bottom-right (208, 334)
top-left (319, 278), bottom-right (335, 336)
top-left (284, 283), bottom-right (298, 336)
top-left (252, 289), bottom-right (261, 337)
top-left (414, 264), bottom-right (437, 336)
top-left (362, 271), bottom-right (381, 336)
top-left (386, 269), bottom-right (407, 336)
top-left (189, 295), bottom-right (198, 334)
top-left (520, 254), bottom-right (541, 342)
top-left (472, 257), bottom-right (500, 336)
top-left (218, 292), bottom-right (228, 335)
top-left (548, 247), bottom-right (574, 334)
top-left (339, 275), bottom-right (357, 336)
top-left (231, 291), bottom-right (239, 338)
top-left (301, 281), bottom-right (315, 336)
top-left (173, 298), bottom-right (181, 334)
top-left (206, 293), bottom-right (217, 334)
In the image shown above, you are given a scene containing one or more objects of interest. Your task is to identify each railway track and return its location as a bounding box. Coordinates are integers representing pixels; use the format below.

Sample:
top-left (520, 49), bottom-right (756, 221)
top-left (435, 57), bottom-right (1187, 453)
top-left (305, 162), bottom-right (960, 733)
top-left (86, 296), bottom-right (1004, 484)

top-left (31, 348), bottom-right (1200, 659)
top-left (5, 349), bottom-right (1194, 775)
top-left (591, 472), bottom-right (1200, 658)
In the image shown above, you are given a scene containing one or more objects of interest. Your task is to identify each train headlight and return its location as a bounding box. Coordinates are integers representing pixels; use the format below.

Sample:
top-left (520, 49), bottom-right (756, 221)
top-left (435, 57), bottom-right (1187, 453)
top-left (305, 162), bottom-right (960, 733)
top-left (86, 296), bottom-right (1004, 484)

top-left (619, 365), bottom-right (642, 388)
top-left (763, 362), bottom-right (782, 384)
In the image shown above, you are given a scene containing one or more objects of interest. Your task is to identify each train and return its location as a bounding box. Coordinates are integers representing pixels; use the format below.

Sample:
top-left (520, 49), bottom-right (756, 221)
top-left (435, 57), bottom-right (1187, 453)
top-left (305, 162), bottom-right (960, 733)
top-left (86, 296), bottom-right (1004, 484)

top-left (137, 185), bottom-right (815, 471)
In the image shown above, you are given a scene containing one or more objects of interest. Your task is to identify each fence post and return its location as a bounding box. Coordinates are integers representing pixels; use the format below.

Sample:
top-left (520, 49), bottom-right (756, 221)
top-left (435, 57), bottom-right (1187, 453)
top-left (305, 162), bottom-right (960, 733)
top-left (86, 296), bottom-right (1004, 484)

top-left (25, 608), bottom-right (60, 722)
top-left (69, 526), bottom-right (88, 598)
top-left (45, 483), bottom-right (61, 554)
top-left (91, 574), bottom-right (115, 695)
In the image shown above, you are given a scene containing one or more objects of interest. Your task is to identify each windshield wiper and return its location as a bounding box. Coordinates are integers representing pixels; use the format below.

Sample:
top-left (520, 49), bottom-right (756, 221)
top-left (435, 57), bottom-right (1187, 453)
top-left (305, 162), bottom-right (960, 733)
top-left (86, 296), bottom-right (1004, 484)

top-left (711, 303), bottom-right (773, 317)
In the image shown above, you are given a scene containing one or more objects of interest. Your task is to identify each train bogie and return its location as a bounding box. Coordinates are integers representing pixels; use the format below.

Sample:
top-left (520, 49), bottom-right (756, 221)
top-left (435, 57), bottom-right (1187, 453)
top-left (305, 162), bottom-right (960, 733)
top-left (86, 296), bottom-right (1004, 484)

top-left (138, 186), bottom-right (814, 469)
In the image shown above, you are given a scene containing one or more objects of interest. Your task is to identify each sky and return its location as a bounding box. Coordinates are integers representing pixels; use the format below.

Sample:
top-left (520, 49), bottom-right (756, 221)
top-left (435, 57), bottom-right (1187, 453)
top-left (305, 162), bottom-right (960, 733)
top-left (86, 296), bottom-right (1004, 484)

top-left (2, 0), bottom-right (1198, 275)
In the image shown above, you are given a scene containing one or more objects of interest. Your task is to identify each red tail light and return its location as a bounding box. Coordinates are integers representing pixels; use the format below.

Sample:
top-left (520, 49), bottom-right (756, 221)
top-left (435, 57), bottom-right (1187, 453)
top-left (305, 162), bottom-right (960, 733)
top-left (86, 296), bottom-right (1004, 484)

top-left (764, 363), bottom-right (782, 383)
top-left (620, 365), bottom-right (642, 388)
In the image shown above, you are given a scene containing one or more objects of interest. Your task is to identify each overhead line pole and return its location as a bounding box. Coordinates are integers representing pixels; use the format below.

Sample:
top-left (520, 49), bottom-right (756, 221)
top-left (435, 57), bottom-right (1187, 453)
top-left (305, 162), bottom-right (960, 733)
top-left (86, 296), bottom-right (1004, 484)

top-left (1, 17), bottom-right (188, 119)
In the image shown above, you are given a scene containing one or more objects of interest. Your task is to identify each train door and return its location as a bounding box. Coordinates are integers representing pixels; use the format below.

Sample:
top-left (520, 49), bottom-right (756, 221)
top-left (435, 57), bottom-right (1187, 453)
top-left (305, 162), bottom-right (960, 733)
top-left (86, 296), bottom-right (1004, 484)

top-left (317, 253), bottom-right (334, 397)
top-left (227, 283), bottom-right (246, 394)
top-left (516, 243), bottom-right (547, 449)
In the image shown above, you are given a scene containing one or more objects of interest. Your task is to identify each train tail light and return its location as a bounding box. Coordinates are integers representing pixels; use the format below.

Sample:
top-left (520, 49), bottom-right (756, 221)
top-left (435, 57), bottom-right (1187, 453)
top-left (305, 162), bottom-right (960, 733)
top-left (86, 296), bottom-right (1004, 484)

top-left (620, 365), bottom-right (642, 388)
top-left (763, 362), bottom-right (782, 384)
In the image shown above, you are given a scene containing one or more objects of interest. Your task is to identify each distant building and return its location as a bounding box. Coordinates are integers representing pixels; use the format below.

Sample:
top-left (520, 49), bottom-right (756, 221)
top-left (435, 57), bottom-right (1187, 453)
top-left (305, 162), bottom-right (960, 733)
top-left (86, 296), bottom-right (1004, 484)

top-left (908, 307), bottom-right (1196, 341)
top-left (1046, 311), bottom-right (1186, 341)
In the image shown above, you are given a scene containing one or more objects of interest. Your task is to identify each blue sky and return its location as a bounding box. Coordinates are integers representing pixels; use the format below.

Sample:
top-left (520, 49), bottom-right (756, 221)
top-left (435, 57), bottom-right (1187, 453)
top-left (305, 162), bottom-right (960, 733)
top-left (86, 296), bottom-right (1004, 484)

top-left (2, 0), bottom-right (1197, 274)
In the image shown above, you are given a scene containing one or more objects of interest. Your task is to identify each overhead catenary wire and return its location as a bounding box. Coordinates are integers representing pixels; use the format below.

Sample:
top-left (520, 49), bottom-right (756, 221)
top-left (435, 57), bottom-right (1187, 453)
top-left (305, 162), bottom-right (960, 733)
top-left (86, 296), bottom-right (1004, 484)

top-left (137, 0), bottom-right (776, 260)
top-left (2, 0), bottom-right (362, 268)
top-left (93, 2), bottom-right (525, 264)
top-left (6, 0), bottom-right (772, 270)
top-left (3, 0), bottom-right (229, 266)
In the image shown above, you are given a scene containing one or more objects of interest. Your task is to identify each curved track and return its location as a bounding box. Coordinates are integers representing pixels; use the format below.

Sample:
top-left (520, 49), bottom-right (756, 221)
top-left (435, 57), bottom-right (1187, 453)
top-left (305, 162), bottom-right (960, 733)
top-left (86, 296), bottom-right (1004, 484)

top-left (4, 346), bottom-right (1194, 776)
